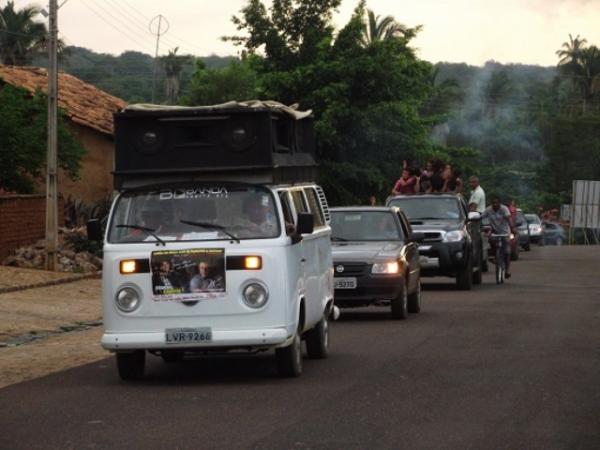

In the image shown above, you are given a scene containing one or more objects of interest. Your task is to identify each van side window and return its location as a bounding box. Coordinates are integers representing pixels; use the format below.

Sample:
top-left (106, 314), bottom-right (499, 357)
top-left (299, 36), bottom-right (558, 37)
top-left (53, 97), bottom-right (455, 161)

top-left (304, 187), bottom-right (325, 228)
top-left (291, 190), bottom-right (308, 218)
top-left (279, 191), bottom-right (295, 234)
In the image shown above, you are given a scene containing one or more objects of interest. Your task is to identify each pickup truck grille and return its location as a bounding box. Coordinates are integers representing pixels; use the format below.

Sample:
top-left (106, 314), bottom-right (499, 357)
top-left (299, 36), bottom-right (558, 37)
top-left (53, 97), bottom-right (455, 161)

top-left (423, 232), bottom-right (443, 242)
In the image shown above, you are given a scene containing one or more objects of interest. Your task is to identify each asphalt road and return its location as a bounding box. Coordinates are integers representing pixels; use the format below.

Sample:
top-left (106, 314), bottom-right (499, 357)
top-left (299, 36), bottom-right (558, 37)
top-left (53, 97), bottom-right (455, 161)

top-left (1, 246), bottom-right (599, 450)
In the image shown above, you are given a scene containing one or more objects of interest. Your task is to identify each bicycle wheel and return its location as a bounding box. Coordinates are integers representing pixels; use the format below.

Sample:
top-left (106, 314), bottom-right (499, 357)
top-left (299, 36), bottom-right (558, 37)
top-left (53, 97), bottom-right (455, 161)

top-left (495, 245), bottom-right (504, 284)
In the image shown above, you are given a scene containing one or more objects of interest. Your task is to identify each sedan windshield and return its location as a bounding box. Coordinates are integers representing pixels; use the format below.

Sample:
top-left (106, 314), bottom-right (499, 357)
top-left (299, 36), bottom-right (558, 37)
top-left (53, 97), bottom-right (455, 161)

top-left (108, 185), bottom-right (280, 243)
top-left (330, 211), bottom-right (402, 241)
top-left (525, 214), bottom-right (541, 224)
top-left (388, 197), bottom-right (462, 221)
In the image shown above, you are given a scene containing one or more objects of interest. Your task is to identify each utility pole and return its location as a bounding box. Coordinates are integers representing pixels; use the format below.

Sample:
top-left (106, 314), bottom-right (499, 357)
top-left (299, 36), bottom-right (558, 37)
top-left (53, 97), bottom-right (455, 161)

top-left (45, 0), bottom-right (58, 271)
top-left (150, 14), bottom-right (169, 103)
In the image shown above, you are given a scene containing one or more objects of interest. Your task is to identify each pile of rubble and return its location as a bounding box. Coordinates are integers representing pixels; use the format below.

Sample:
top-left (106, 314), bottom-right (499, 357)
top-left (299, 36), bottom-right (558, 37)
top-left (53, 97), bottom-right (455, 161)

top-left (2, 230), bottom-right (102, 273)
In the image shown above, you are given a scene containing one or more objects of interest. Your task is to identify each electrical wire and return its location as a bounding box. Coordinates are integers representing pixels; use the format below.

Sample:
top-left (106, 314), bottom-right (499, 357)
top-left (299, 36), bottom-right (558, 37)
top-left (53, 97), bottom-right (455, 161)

top-left (78, 0), bottom-right (155, 54)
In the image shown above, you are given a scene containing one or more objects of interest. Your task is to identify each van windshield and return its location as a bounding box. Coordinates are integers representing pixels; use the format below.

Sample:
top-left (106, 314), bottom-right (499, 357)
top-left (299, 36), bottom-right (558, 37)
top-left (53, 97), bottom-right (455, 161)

top-left (108, 185), bottom-right (280, 243)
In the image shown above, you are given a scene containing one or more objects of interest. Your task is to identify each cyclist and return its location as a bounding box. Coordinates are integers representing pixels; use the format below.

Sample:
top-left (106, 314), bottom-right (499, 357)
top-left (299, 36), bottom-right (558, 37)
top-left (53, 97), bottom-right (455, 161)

top-left (482, 196), bottom-right (514, 278)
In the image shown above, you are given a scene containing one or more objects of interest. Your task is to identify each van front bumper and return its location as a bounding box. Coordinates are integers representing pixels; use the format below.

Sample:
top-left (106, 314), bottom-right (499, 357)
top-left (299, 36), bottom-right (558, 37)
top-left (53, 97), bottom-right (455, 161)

top-left (101, 327), bottom-right (289, 351)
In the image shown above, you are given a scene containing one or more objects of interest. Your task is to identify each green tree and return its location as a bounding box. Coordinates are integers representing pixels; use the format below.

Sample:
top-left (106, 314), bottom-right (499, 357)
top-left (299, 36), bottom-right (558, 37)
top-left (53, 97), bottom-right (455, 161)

top-left (0, 1), bottom-right (65, 65)
top-left (225, 0), bottom-right (341, 71)
top-left (229, 0), bottom-right (434, 204)
top-left (556, 34), bottom-right (600, 113)
top-left (0, 85), bottom-right (85, 192)
top-left (361, 8), bottom-right (420, 46)
top-left (183, 57), bottom-right (260, 105)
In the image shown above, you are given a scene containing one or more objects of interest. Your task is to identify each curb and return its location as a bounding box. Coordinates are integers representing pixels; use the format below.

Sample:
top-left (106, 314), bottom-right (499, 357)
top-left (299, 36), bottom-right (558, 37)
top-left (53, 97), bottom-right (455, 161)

top-left (0, 272), bottom-right (101, 295)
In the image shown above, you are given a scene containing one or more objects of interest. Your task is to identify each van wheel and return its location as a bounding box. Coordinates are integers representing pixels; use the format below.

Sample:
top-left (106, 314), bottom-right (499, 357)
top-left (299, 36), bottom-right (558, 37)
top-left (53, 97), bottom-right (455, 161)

top-left (116, 351), bottom-right (145, 381)
top-left (456, 256), bottom-right (473, 290)
top-left (407, 280), bottom-right (421, 313)
top-left (276, 328), bottom-right (303, 377)
top-left (391, 284), bottom-right (408, 320)
top-left (305, 314), bottom-right (329, 359)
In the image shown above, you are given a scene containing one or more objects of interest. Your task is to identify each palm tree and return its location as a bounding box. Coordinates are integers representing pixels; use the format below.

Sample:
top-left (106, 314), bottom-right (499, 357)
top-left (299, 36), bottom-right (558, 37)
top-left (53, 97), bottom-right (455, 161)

top-left (556, 34), bottom-right (587, 67)
top-left (0, 1), bottom-right (48, 65)
top-left (361, 9), bottom-right (421, 46)
top-left (556, 35), bottom-right (600, 113)
top-left (161, 47), bottom-right (191, 104)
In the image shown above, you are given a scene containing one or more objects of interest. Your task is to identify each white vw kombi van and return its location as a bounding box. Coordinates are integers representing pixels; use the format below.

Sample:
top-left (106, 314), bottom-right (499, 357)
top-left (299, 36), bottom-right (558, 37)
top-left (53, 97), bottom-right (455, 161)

top-left (90, 102), bottom-right (334, 379)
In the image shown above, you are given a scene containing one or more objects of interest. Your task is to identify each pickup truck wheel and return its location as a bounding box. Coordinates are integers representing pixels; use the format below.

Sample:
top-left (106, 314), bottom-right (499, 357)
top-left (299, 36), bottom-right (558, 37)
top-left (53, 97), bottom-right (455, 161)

top-left (456, 256), bottom-right (473, 290)
top-left (305, 314), bottom-right (329, 359)
top-left (407, 280), bottom-right (421, 313)
top-left (116, 351), bottom-right (145, 381)
top-left (276, 328), bottom-right (303, 377)
top-left (391, 284), bottom-right (408, 320)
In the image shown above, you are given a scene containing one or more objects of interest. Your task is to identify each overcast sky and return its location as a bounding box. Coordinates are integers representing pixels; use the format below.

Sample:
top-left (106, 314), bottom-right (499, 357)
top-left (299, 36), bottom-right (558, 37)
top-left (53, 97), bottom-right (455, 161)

top-left (11, 0), bottom-right (600, 66)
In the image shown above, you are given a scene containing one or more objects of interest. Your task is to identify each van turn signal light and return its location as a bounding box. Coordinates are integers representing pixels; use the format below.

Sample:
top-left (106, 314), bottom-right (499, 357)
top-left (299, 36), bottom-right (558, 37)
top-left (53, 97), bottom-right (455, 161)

top-left (243, 256), bottom-right (262, 270)
top-left (120, 260), bottom-right (137, 274)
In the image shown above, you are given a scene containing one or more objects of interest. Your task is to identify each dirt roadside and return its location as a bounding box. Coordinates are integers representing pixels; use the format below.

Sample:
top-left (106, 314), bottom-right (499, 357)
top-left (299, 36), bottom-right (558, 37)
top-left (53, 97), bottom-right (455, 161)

top-left (0, 270), bottom-right (108, 389)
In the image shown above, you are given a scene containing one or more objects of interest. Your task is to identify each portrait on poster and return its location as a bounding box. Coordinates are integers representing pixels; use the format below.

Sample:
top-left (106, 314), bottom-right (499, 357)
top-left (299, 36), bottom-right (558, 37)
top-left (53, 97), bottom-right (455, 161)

top-left (150, 248), bottom-right (226, 301)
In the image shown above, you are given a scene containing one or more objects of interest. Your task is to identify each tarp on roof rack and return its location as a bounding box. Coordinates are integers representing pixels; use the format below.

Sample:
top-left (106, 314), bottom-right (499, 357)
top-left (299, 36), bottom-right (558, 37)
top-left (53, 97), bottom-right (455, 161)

top-left (125, 100), bottom-right (312, 121)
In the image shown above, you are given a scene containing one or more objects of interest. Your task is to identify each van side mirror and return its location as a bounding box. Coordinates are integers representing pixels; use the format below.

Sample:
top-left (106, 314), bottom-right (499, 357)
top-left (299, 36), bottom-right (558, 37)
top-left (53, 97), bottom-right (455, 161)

top-left (296, 212), bottom-right (314, 235)
top-left (87, 219), bottom-right (102, 241)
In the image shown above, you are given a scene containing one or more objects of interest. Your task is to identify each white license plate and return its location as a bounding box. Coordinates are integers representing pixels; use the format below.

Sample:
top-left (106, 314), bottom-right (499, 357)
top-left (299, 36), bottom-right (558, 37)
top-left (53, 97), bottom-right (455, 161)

top-left (334, 277), bottom-right (357, 289)
top-left (165, 327), bottom-right (212, 344)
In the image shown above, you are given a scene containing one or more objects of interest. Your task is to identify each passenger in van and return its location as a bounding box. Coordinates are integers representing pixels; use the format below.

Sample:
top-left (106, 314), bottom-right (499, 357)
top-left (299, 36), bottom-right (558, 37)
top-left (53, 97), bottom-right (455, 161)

top-left (237, 195), bottom-right (278, 237)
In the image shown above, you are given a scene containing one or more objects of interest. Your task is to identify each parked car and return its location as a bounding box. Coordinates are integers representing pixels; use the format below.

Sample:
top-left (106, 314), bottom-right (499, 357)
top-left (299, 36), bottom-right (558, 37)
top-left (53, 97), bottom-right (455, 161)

top-left (525, 214), bottom-right (544, 245)
top-left (543, 222), bottom-right (567, 245)
top-left (386, 193), bottom-right (483, 290)
top-left (516, 209), bottom-right (531, 251)
top-left (329, 206), bottom-right (422, 319)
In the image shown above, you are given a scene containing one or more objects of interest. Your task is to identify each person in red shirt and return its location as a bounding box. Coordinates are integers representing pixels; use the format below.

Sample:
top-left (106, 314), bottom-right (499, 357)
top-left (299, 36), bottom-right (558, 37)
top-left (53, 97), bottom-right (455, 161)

top-left (391, 169), bottom-right (417, 195)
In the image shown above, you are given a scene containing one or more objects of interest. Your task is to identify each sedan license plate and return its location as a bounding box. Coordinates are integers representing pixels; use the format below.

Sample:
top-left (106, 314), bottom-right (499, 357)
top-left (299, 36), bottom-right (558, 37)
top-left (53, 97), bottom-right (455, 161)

top-left (165, 327), bottom-right (212, 344)
top-left (334, 277), bottom-right (357, 289)
top-left (419, 256), bottom-right (440, 268)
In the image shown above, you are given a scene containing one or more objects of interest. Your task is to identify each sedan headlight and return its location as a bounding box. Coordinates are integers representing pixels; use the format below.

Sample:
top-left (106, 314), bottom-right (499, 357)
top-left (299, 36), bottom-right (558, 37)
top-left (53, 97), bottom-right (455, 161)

top-left (115, 286), bottom-right (141, 312)
top-left (372, 261), bottom-right (400, 274)
top-left (444, 230), bottom-right (466, 242)
top-left (242, 282), bottom-right (269, 308)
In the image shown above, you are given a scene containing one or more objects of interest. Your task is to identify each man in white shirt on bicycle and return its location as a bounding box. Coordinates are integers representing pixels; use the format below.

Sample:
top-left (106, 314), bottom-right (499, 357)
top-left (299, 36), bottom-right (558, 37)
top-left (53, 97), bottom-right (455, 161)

top-left (482, 197), bottom-right (514, 278)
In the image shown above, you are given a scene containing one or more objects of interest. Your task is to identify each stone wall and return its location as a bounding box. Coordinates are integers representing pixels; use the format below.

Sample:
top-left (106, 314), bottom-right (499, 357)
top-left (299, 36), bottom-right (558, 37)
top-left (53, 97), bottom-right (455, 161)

top-left (0, 195), bottom-right (65, 260)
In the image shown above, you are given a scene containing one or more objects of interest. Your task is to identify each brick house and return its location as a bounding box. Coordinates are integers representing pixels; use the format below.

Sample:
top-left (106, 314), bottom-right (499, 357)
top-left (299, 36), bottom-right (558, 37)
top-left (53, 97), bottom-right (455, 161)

top-left (0, 65), bottom-right (127, 203)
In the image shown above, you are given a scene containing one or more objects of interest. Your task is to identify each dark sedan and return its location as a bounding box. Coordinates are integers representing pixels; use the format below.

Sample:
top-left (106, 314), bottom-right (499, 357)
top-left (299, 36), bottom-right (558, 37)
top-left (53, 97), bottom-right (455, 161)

top-left (330, 207), bottom-right (422, 320)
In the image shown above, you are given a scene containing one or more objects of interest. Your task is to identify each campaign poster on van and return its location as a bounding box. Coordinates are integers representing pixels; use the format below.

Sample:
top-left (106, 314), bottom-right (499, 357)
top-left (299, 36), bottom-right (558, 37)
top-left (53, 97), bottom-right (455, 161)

top-left (150, 248), bottom-right (226, 301)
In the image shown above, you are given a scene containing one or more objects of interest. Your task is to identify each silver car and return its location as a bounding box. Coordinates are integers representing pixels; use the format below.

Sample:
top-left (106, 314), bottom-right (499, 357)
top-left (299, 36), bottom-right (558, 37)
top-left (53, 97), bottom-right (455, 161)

top-left (330, 207), bottom-right (422, 319)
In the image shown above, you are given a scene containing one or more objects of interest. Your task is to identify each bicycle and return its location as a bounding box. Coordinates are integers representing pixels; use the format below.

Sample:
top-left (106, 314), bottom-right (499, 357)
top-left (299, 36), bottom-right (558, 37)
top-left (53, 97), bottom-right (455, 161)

top-left (490, 233), bottom-right (509, 284)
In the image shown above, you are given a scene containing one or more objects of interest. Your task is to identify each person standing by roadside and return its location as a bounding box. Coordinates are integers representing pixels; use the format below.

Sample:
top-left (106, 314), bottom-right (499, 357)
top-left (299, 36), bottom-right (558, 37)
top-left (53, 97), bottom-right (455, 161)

top-left (468, 176), bottom-right (486, 213)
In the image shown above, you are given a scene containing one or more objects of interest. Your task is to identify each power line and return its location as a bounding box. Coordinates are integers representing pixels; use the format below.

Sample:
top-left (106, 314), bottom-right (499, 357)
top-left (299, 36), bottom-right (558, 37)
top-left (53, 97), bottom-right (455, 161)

top-left (78, 0), bottom-right (155, 54)
top-left (100, 0), bottom-right (213, 56)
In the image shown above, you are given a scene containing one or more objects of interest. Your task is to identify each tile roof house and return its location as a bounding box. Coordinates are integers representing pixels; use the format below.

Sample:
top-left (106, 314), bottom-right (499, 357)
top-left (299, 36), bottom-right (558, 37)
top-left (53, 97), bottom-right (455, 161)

top-left (0, 65), bottom-right (127, 202)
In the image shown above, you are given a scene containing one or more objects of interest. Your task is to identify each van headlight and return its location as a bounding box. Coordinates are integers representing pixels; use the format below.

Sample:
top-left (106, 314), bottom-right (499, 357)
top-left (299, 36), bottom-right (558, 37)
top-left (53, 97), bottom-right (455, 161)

top-left (242, 282), bottom-right (269, 309)
top-left (115, 286), bottom-right (141, 312)
top-left (444, 230), bottom-right (466, 242)
top-left (372, 261), bottom-right (400, 274)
